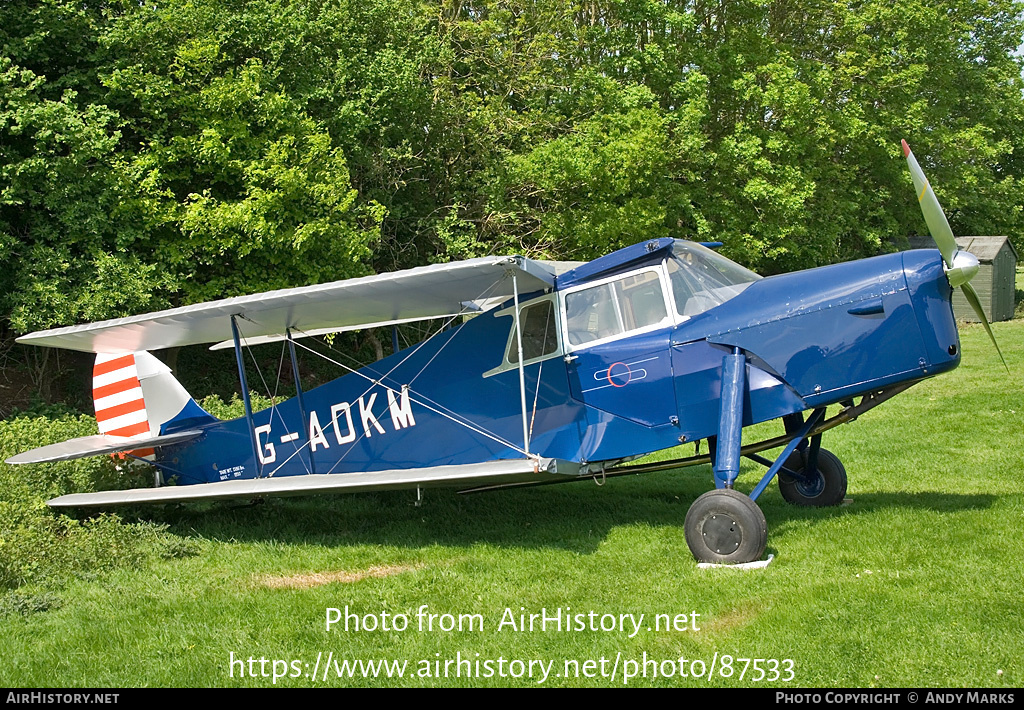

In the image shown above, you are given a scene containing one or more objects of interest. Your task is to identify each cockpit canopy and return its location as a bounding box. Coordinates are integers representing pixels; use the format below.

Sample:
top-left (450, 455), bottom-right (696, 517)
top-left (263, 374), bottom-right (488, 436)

top-left (562, 241), bottom-right (760, 348)
top-left (490, 240), bottom-right (761, 375)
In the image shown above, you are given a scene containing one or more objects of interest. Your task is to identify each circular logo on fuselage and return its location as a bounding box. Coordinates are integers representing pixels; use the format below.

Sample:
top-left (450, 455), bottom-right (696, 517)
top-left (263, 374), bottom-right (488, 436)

top-left (606, 362), bottom-right (632, 387)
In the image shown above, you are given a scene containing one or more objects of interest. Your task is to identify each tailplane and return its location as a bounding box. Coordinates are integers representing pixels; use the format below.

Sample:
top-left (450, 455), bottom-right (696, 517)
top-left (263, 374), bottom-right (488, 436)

top-left (5, 352), bottom-right (213, 466)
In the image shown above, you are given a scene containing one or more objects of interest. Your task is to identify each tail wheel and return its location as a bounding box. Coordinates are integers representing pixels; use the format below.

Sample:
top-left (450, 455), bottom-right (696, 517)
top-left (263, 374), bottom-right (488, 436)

top-left (778, 448), bottom-right (847, 507)
top-left (684, 489), bottom-right (767, 564)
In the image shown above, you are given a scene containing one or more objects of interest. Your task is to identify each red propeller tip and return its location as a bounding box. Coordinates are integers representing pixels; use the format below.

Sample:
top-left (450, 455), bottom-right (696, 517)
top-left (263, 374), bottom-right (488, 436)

top-left (901, 139), bottom-right (910, 157)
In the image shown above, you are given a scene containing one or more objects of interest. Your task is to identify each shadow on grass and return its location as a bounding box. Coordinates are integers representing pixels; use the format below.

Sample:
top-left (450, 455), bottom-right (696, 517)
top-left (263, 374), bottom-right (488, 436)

top-left (761, 489), bottom-right (998, 538)
top-left (107, 470), bottom-right (999, 558)
top-left (130, 479), bottom-right (695, 555)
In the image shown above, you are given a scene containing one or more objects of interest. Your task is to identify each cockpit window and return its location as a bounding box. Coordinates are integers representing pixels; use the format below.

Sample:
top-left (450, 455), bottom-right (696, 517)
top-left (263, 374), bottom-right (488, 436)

top-left (564, 269), bottom-right (668, 346)
top-left (667, 241), bottom-right (760, 318)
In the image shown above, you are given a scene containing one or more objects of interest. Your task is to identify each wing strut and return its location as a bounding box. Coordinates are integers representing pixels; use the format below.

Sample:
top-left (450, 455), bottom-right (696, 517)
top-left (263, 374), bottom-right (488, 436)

top-left (286, 328), bottom-right (314, 474)
top-left (231, 314), bottom-right (262, 477)
top-left (511, 272), bottom-right (531, 455)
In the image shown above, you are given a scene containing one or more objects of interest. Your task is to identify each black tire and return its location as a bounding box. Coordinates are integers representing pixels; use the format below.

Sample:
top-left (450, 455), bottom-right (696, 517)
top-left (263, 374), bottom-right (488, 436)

top-left (778, 448), bottom-right (847, 507)
top-left (684, 489), bottom-right (767, 564)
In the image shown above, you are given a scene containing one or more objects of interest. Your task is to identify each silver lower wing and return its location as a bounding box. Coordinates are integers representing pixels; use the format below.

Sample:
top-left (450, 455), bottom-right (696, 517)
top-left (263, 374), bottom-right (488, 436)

top-left (47, 458), bottom-right (579, 508)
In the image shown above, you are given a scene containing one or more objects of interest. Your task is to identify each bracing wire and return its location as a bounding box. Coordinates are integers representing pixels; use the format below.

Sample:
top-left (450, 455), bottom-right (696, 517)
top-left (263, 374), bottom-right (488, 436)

top-left (234, 273), bottom-right (534, 478)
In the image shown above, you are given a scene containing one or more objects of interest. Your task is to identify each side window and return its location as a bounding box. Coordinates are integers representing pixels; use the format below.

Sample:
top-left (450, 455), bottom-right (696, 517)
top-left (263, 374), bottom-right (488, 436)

top-left (564, 269), bottom-right (668, 347)
top-left (507, 300), bottom-right (558, 364)
top-left (565, 283), bottom-right (618, 345)
top-left (615, 270), bottom-right (668, 330)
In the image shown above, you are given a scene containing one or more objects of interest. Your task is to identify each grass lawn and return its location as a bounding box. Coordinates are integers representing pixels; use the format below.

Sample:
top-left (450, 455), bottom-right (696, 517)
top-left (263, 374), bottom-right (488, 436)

top-left (0, 320), bottom-right (1021, 688)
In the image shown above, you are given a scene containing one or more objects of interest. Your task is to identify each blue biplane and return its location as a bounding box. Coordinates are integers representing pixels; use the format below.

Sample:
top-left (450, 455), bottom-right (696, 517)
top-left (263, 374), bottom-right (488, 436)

top-left (6, 142), bottom-right (1003, 563)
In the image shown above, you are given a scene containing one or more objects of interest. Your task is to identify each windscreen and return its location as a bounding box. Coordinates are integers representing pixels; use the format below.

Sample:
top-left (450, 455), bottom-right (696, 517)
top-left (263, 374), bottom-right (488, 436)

top-left (667, 241), bottom-right (760, 317)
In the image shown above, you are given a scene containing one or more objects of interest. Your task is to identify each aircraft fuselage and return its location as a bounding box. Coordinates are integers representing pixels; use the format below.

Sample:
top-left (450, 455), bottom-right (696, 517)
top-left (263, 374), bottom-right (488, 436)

top-left (161, 240), bottom-right (959, 486)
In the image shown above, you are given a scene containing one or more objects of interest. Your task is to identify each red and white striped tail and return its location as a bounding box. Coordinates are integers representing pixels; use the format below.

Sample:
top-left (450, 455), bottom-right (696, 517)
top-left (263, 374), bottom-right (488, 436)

top-left (92, 353), bottom-right (154, 457)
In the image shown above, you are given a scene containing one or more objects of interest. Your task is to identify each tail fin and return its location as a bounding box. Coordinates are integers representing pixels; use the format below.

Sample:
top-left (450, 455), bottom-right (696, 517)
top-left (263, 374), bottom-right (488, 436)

top-left (93, 352), bottom-right (216, 446)
top-left (5, 353), bottom-right (212, 466)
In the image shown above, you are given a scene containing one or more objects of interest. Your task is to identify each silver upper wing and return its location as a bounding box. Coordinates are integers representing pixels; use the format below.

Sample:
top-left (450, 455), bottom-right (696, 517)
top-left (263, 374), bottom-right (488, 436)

top-left (18, 257), bottom-right (577, 354)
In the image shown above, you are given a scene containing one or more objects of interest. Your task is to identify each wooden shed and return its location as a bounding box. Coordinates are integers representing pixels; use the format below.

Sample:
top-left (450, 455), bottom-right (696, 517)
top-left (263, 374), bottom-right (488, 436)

top-left (904, 236), bottom-right (1018, 322)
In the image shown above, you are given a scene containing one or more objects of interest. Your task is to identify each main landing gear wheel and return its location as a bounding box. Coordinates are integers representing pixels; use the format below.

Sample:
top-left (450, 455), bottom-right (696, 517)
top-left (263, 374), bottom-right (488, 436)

top-left (684, 489), bottom-right (767, 564)
top-left (778, 448), bottom-right (847, 507)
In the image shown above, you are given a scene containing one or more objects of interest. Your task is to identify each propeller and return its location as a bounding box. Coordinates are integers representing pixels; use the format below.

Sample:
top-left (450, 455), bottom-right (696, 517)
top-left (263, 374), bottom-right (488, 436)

top-left (901, 140), bottom-right (1007, 372)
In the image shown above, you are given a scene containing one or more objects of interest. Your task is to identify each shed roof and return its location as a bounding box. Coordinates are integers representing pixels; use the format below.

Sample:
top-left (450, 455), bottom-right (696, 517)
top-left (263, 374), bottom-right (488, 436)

top-left (904, 236), bottom-right (1018, 263)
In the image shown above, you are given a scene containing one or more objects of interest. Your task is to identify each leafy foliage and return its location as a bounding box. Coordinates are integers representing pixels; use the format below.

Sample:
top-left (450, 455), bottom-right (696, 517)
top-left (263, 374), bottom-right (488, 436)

top-left (4, 0), bottom-right (1021, 332)
top-left (0, 413), bottom-right (179, 592)
top-left (1, 0), bottom-right (384, 334)
top-left (1, 0), bottom-right (1022, 373)
top-left (198, 391), bottom-right (278, 419)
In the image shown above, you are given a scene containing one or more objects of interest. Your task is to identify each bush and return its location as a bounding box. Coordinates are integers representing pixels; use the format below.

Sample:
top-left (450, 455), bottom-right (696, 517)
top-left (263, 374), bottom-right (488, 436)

top-left (0, 413), bottom-right (195, 592)
top-left (198, 391), bottom-right (277, 419)
top-left (0, 589), bottom-right (62, 618)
